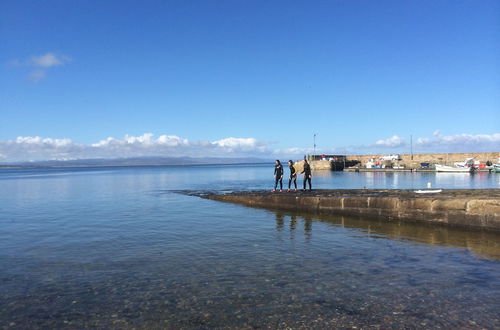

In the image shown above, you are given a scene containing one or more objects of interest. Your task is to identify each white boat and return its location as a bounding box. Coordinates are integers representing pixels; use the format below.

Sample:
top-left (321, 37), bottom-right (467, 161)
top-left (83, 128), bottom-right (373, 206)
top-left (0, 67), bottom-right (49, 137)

top-left (435, 164), bottom-right (473, 173)
top-left (492, 158), bottom-right (500, 173)
top-left (365, 158), bottom-right (375, 168)
top-left (414, 189), bottom-right (442, 194)
top-left (453, 157), bottom-right (474, 168)
top-left (380, 154), bottom-right (401, 161)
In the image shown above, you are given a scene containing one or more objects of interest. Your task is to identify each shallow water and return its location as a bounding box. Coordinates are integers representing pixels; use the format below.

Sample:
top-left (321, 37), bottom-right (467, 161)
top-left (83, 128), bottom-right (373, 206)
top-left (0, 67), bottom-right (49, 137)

top-left (1, 165), bottom-right (499, 328)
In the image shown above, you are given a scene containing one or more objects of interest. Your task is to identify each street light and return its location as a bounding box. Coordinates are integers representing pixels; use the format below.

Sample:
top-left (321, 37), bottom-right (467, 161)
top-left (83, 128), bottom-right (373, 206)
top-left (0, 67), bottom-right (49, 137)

top-left (313, 133), bottom-right (317, 160)
top-left (411, 134), bottom-right (413, 160)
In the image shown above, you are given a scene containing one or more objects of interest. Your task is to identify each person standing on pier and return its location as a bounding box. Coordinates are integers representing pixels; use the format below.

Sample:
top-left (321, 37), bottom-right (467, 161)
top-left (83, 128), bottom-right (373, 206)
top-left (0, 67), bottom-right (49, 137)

top-left (273, 160), bottom-right (284, 192)
top-left (287, 160), bottom-right (297, 192)
top-left (301, 159), bottom-right (312, 191)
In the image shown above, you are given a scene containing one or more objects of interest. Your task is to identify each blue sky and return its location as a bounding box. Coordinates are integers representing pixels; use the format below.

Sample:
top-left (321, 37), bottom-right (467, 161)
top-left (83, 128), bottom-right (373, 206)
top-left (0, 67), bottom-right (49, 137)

top-left (1, 0), bottom-right (499, 161)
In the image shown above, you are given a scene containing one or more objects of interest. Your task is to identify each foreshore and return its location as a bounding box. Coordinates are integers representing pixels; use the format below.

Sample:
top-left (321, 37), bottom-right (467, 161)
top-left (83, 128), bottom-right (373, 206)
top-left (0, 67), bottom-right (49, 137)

top-left (186, 189), bottom-right (500, 231)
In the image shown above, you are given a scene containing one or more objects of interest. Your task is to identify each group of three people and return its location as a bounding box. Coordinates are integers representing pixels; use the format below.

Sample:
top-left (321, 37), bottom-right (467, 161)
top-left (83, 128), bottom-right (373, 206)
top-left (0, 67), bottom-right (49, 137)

top-left (273, 159), bottom-right (312, 192)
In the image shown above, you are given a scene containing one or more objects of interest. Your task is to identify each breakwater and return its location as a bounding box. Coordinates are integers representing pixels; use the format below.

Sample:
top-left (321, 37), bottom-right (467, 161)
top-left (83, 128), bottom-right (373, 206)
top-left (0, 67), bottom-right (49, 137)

top-left (188, 189), bottom-right (500, 231)
top-left (347, 152), bottom-right (499, 168)
top-left (300, 152), bottom-right (499, 171)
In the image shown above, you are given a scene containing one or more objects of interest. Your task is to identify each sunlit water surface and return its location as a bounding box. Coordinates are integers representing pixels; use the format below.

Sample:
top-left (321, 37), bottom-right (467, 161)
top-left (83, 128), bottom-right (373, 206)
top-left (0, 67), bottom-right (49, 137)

top-left (1, 165), bottom-right (499, 328)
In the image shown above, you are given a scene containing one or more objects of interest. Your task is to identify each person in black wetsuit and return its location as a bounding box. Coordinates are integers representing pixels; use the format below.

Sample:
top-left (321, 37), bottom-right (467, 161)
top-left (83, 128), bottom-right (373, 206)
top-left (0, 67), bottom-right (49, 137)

top-left (301, 159), bottom-right (312, 191)
top-left (287, 160), bottom-right (297, 192)
top-left (273, 160), bottom-right (283, 192)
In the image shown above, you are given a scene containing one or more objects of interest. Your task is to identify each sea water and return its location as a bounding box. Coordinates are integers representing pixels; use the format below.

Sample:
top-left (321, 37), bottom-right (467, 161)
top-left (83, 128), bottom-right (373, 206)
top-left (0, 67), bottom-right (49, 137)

top-left (1, 164), bottom-right (499, 328)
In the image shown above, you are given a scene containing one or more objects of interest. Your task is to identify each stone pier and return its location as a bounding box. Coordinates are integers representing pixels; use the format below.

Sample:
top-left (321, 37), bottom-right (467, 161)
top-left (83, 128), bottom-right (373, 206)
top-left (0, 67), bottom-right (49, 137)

top-left (347, 151), bottom-right (499, 168)
top-left (186, 189), bottom-right (500, 231)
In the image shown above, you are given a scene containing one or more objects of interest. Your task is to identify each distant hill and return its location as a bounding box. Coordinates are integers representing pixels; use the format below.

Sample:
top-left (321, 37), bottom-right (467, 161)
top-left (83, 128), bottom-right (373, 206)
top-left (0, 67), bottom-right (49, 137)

top-left (0, 156), bottom-right (272, 168)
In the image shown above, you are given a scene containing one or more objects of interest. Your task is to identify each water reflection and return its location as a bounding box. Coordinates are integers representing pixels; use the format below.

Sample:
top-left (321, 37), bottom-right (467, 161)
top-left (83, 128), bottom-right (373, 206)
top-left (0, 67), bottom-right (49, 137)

top-left (304, 216), bottom-right (313, 242)
top-left (275, 213), bottom-right (285, 231)
top-left (290, 215), bottom-right (297, 241)
top-left (273, 209), bottom-right (500, 260)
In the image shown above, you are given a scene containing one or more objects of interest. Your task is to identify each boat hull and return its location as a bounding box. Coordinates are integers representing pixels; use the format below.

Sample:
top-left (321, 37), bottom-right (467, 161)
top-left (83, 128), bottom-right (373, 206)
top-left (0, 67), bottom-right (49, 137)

top-left (435, 164), bottom-right (472, 173)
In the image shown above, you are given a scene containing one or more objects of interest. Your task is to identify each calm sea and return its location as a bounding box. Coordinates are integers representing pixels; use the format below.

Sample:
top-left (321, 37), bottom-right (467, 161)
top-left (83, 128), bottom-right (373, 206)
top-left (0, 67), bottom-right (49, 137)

top-left (1, 164), bottom-right (499, 328)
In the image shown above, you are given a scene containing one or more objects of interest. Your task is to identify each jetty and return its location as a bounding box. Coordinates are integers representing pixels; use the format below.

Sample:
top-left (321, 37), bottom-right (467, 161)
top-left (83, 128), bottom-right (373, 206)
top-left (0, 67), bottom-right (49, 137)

top-left (186, 189), bottom-right (500, 231)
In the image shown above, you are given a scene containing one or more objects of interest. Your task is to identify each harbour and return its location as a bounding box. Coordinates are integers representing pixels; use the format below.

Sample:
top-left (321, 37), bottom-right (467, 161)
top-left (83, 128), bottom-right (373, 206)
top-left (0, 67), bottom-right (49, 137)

top-left (306, 151), bottom-right (500, 173)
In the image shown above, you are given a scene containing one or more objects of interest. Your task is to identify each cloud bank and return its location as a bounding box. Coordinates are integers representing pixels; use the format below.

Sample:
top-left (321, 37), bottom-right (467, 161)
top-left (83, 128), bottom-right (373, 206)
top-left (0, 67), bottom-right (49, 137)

top-left (0, 134), bottom-right (271, 162)
top-left (275, 132), bottom-right (500, 157)
top-left (416, 132), bottom-right (500, 151)
top-left (368, 132), bottom-right (500, 154)
top-left (0, 132), bottom-right (498, 163)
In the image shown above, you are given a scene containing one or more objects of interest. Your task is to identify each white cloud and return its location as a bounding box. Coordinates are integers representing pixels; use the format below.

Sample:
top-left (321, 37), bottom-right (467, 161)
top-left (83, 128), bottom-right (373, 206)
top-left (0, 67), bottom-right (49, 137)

top-left (157, 135), bottom-right (189, 146)
top-left (274, 147), bottom-right (313, 155)
top-left (1, 132), bottom-right (498, 163)
top-left (0, 133), bottom-right (272, 162)
top-left (416, 132), bottom-right (500, 152)
top-left (367, 132), bottom-right (500, 153)
top-left (211, 137), bottom-right (268, 153)
top-left (374, 135), bottom-right (405, 148)
top-left (314, 132), bottom-right (499, 155)
top-left (212, 137), bottom-right (256, 148)
top-left (9, 52), bottom-right (71, 82)
top-left (29, 53), bottom-right (71, 68)
top-left (15, 136), bottom-right (73, 147)
top-left (91, 134), bottom-right (189, 148)
top-left (0, 136), bottom-right (82, 162)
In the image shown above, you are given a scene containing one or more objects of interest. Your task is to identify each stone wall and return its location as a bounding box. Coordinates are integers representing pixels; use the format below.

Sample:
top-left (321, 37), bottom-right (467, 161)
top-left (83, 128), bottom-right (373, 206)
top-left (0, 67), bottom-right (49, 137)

top-left (199, 189), bottom-right (500, 231)
top-left (346, 152), bottom-right (499, 168)
top-left (290, 160), bottom-right (331, 172)
top-left (291, 160), bottom-right (337, 171)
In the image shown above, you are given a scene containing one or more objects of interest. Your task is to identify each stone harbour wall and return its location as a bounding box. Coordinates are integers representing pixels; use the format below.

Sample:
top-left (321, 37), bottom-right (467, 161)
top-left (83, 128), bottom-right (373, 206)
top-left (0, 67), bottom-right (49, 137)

top-left (346, 152), bottom-right (499, 168)
top-left (196, 189), bottom-right (500, 231)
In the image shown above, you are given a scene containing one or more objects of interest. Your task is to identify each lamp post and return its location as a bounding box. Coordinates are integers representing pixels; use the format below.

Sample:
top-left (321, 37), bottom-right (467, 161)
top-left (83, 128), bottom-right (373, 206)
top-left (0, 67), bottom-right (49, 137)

top-left (410, 134), bottom-right (413, 161)
top-left (313, 133), bottom-right (317, 160)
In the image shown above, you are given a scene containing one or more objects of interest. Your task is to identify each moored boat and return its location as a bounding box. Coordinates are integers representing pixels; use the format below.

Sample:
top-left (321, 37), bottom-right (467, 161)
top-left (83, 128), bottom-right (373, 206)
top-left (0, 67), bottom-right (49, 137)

top-left (435, 164), bottom-right (474, 173)
top-left (454, 157), bottom-right (474, 168)
top-left (414, 189), bottom-right (443, 194)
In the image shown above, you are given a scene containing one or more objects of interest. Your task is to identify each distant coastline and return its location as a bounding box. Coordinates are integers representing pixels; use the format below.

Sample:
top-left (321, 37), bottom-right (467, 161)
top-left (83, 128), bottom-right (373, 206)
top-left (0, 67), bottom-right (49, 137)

top-left (2, 151), bottom-right (499, 169)
top-left (0, 157), bottom-right (273, 169)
